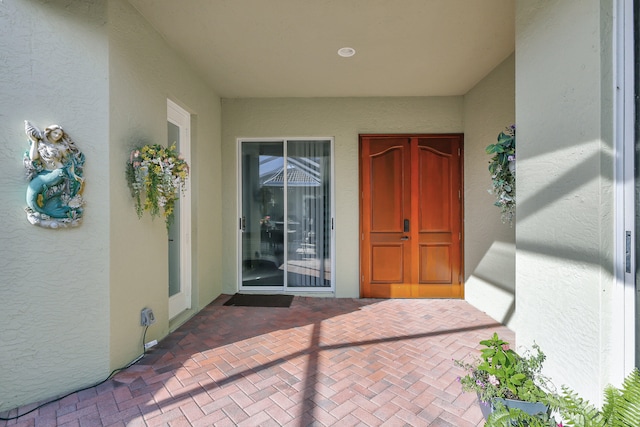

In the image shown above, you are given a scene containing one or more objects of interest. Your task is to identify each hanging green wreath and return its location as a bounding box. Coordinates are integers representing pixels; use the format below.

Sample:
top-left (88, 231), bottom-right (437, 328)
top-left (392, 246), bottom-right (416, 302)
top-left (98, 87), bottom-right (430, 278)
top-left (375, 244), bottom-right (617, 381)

top-left (486, 125), bottom-right (516, 225)
top-left (126, 143), bottom-right (189, 230)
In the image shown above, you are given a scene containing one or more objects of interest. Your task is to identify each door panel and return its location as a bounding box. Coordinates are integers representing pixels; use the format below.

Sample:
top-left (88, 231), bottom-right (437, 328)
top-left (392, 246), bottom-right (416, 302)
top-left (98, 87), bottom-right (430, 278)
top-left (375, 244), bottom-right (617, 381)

top-left (415, 138), bottom-right (461, 296)
top-left (370, 145), bottom-right (406, 231)
top-left (371, 244), bottom-right (405, 282)
top-left (361, 137), bottom-right (411, 297)
top-left (360, 134), bottom-right (463, 299)
top-left (420, 245), bottom-right (451, 282)
top-left (419, 147), bottom-right (451, 230)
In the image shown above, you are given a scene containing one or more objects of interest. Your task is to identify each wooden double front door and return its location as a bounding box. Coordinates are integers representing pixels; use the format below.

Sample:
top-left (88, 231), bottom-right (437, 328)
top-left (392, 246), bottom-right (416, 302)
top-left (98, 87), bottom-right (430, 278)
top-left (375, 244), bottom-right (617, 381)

top-left (360, 134), bottom-right (463, 299)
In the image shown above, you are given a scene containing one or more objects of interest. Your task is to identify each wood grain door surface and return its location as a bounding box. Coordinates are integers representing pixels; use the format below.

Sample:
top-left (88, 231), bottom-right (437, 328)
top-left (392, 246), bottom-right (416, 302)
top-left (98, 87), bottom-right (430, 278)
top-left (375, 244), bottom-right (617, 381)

top-left (360, 134), bottom-right (463, 298)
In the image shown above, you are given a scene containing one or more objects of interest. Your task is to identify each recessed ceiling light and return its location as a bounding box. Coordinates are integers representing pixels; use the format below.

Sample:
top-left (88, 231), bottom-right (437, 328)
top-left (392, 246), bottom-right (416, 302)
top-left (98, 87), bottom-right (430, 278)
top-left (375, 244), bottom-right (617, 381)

top-left (337, 47), bottom-right (356, 58)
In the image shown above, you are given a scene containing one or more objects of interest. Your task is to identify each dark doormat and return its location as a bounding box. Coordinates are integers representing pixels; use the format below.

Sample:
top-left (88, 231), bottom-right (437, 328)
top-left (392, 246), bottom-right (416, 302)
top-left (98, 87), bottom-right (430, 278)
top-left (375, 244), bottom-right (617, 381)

top-left (223, 293), bottom-right (294, 308)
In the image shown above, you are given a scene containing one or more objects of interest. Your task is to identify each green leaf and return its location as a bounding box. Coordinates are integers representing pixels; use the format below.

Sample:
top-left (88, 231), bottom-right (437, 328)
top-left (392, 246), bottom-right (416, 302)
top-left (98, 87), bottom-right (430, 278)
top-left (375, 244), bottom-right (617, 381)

top-left (481, 348), bottom-right (496, 358)
top-left (511, 373), bottom-right (526, 385)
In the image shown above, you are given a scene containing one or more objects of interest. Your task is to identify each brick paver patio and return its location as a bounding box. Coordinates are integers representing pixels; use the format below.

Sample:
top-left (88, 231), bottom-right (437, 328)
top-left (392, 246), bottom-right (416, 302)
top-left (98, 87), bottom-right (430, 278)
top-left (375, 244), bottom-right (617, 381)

top-left (0, 295), bottom-right (513, 426)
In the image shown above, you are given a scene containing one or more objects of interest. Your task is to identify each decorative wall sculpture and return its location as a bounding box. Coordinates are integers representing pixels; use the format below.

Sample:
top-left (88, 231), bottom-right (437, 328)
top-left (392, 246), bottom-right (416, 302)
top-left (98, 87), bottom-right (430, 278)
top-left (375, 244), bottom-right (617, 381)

top-left (23, 121), bottom-right (85, 228)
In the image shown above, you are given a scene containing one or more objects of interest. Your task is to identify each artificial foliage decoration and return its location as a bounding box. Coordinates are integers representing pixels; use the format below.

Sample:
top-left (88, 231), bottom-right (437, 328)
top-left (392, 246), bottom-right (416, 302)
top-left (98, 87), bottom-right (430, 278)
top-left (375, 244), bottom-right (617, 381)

top-left (126, 143), bottom-right (189, 230)
top-left (486, 125), bottom-right (516, 225)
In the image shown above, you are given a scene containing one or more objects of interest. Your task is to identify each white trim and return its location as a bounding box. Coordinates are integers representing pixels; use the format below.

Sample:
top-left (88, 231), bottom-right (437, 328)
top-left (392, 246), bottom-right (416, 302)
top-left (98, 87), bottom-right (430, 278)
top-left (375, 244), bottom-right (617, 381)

top-left (237, 137), bottom-right (336, 293)
top-left (613, 0), bottom-right (636, 382)
top-left (167, 99), bottom-right (192, 318)
top-left (283, 139), bottom-right (289, 288)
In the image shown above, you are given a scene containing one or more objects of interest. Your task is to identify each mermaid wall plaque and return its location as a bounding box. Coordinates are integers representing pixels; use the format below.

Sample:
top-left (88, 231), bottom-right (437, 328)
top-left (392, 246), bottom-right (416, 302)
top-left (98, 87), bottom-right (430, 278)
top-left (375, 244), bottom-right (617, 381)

top-left (23, 121), bottom-right (85, 228)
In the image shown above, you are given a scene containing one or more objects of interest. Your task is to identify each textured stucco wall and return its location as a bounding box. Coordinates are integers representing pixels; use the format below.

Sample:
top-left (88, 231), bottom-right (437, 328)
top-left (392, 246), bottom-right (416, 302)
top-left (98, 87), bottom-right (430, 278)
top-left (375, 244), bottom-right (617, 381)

top-left (515, 0), bottom-right (616, 403)
top-left (0, 0), bottom-right (223, 410)
top-left (463, 54), bottom-right (517, 328)
top-left (0, 0), bottom-right (110, 411)
top-left (108, 0), bottom-right (223, 370)
top-left (221, 97), bottom-right (463, 297)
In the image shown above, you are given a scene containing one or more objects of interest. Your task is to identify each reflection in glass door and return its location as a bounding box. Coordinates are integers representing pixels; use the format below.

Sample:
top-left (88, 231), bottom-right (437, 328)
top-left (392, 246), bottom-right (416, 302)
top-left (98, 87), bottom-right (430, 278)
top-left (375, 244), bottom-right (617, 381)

top-left (239, 139), bottom-right (333, 291)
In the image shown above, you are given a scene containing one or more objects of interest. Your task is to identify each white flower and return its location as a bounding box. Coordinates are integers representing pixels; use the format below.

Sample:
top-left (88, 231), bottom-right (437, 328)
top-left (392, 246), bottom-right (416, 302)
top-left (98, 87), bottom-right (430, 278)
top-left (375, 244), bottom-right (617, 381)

top-left (488, 375), bottom-right (499, 386)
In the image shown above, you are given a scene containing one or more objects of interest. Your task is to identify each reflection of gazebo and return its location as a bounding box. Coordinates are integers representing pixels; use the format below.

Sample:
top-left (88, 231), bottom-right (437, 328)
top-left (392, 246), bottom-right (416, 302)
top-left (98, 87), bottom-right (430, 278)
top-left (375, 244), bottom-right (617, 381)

top-left (251, 153), bottom-right (329, 287)
top-left (262, 163), bottom-right (320, 187)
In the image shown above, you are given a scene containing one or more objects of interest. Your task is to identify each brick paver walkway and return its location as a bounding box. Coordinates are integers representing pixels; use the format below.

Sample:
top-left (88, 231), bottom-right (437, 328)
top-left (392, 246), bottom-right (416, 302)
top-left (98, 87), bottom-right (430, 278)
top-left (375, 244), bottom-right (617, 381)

top-left (0, 296), bottom-right (513, 426)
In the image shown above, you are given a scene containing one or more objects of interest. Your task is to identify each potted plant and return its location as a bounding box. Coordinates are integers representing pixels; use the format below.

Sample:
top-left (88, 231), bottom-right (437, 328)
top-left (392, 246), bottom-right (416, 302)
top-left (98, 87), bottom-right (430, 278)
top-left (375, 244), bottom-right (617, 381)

top-left (454, 333), bottom-right (554, 425)
top-left (486, 125), bottom-right (516, 225)
top-left (126, 143), bottom-right (189, 231)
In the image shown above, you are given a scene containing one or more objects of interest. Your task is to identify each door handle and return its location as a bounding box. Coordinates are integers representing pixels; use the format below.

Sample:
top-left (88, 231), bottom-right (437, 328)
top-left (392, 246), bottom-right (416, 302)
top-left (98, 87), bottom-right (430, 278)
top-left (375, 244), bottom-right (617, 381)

top-left (400, 236), bottom-right (409, 241)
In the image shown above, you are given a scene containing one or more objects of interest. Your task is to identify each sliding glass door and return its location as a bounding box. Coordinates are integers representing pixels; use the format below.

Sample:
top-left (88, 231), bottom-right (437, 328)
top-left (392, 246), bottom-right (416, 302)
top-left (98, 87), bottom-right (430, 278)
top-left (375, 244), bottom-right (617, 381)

top-left (239, 139), bottom-right (334, 291)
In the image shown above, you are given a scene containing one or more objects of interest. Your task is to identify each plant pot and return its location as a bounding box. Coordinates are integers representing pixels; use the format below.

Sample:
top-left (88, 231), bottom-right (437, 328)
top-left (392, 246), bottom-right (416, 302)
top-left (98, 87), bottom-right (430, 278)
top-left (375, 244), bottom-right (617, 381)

top-left (478, 394), bottom-right (549, 421)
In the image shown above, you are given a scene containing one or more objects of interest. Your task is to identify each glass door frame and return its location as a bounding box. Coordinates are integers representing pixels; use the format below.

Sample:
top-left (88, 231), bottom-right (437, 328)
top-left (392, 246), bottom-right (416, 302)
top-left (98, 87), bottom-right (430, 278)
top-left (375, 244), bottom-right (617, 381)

top-left (167, 99), bottom-right (192, 318)
top-left (237, 137), bottom-right (336, 293)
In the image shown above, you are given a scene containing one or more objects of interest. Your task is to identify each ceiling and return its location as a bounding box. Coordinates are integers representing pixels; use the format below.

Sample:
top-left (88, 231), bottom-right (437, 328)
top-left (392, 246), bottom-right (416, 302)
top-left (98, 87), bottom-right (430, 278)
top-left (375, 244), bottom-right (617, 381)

top-left (126, 0), bottom-right (515, 98)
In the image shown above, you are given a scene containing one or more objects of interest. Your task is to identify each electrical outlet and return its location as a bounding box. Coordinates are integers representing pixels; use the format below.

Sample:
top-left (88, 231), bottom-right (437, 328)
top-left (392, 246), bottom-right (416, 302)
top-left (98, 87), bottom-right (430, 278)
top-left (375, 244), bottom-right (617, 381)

top-left (141, 307), bottom-right (155, 326)
top-left (144, 339), bottom-right (158, 350)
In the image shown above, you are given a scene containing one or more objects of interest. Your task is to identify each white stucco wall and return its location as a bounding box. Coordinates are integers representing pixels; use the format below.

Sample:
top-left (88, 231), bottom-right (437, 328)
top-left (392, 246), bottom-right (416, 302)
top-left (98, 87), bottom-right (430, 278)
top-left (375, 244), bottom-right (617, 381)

top-left (463, 54), bottom-right (517, 328)
top-left (515, 0), bottom-right (616, 403)
top-left (108, 0), bottom-right (223, 370)
top-left (221, 97), bottom-right (464, 297)
top-left (0, 0), bottom-right (110, 410)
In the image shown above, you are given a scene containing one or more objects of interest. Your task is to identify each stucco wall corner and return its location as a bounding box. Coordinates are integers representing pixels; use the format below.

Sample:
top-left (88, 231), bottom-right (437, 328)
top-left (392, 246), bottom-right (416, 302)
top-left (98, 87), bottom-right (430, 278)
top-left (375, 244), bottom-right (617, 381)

top-left (107, 0), bottom-right (223, 371)
top-left (515, 0), bottom-right (620, 406)
top-left (462, 53), bottom-right (516, 328)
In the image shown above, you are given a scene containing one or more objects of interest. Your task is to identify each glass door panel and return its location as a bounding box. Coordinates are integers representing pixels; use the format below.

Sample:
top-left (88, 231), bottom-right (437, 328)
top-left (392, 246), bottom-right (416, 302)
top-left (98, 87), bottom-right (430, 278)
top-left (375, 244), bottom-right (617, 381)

top-left (241, 141), bottom-right (285, 287)
top-left (285, 140), bottom-right (331, 288)
top-left (168, 121), bottom-right (181, 297)
top-left (240, 139), bottom-right (333, 290)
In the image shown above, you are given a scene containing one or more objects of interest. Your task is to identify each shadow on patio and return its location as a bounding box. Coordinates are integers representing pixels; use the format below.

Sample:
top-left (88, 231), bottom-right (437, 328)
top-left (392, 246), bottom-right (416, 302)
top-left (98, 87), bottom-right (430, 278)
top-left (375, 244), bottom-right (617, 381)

top-left (0, 296), bottom-right (511, 426)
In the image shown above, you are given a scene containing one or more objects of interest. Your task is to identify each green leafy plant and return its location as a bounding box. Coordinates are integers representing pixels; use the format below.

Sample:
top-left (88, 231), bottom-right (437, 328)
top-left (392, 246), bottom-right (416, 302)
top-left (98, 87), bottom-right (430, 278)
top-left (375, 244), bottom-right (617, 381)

top-left (486, 125), bottom-right (516, 225)
top-left (455, 333), bottom-right (551, 405)
top-left (487, 404), bottom-right (557, 426)
top-left (486, 367), bottom-right (640, 426)
top-left (549, 368), bottom-right (640, 427)
top-left (458, 334), bottom-right (640, 427)
top-left (126, 143), bottom-right (189, 231)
